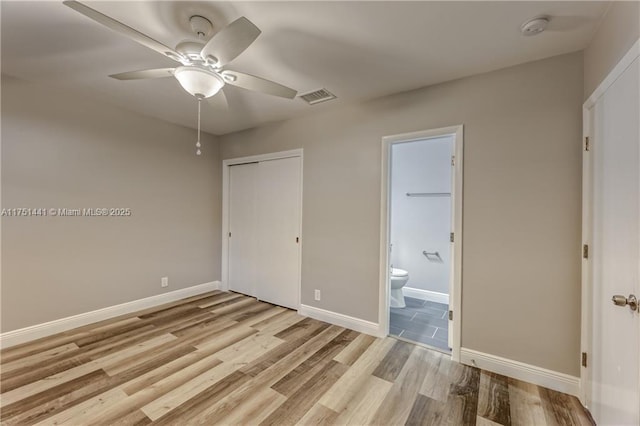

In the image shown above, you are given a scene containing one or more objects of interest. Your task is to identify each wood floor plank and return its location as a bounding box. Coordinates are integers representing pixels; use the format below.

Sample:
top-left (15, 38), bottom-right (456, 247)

top-left (140, 360), bottom-right (238, 420)
top-left (0, 292), bottom-right (220, 363)
top-left (214, 332), bottom-right (285, 365)
top-left (1, 351), bottom-right (94, 393)
top-left (372, 339), bottom-right (414, 382)
top-left (150, 370), bottom-right (252, 425)
top-left (174, 317), bottom-right (241, 348)
top-left (129, 292), bottom-right (221, 318)
top-left (0, 369), bottom-right (111, 424)
top-left (441, 362), bottom-right (481, 426)
top-left (271, 329), bottom-right (358, 397)
top-left (318, 337), bottom-right (395, 413)
top-left (196, 292), bottom-right (244, 308)
top-left (248, 308), bottom-right (296, 330)
top-left (419, 349), bottom-right (452, 402)
top-left (405, 393), bottom-right (446, 426)
top-left (106, 409), bottom-right (152, 426)
top-left (236, 305), bottom-right (287, 326)
top-left (32, 387), bottom-right (129, 426)
top-left (477, 371), bottom-right (511, 426)
top-left (121, 349), bottom-right (221, 396)
top-left (74, 318), bottom-right (156, 348)
top-left (539, 386), bottom-right (592, 426)
top-left (477, 415), bottom-right (505, 426)
top-left (295, 403), bottom-right (339, 426)
top-left (255, 311), bottom-right (306, 335)
top-left (100, 353), bottom-right (226, 422)
top-left (0, 334), bottom-right (176, 407)
top-left (140, 325), bottom-right (288, 421)
top-left (4, 343), bottom-right (189, 425)
top-left (190, 324), bottom-right (258, 354)
top-left (240, 325), bottom-right (341, 379)
top-left (208, 296), bottom-right (257, 314)
top-left (262, 360), bottom-right (348, 426)
top-left (0, 343), bottom-right (79, 376)
top-left (507, 378), bottom-right (547, 426)
top-left (0, 317), bottom-right (145, 365)
top-left (333, 333), bottom-right (376, 366)
top-left (230, 301), bottom-right (279, 322)
top-left (274, 317), bottom-right (331, 341)
top-left (210, 386), bottom-right (287, 425)
top-left (191, 326), bottom-right (346, 424)
top-left (102, 341), bottom-right (196, 377)
top-left (371, 345), bottom-right (432, 425)
top-left (0, 292), bottom-right (591, 426)
top-left (333, 375), bottom-right (393, 425)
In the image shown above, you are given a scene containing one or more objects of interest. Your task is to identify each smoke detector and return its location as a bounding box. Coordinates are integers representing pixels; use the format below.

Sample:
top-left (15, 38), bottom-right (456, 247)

top-left (520, 17), bottom-right (549, 36)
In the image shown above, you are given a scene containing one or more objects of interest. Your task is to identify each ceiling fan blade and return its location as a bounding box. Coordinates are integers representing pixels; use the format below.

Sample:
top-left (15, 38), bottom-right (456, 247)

top-left (109, 68), bottom-right (175, 80)
top-left (221, 70), bottom-right (297, 99)
top-left (63, 1), bottom-right (184, 63)
top-left (207, 88), bottom-right (229, 110)
top-left (200, 17), bottom-right (261, 67)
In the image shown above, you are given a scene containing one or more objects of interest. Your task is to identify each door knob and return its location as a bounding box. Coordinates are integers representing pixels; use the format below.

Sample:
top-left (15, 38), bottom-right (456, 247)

top-left (612, 294), bottom-right (638, 312)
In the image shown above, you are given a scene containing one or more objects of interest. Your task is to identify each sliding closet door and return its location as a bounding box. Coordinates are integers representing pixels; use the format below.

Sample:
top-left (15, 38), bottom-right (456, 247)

top-left (228, 162), bottom-right (259, 297)
top-left (256, 157), bottom-right (301, 309)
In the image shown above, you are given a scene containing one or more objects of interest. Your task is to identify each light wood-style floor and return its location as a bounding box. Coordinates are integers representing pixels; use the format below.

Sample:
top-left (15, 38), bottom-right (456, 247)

top-left (0, 291), bottom-right (592, 425)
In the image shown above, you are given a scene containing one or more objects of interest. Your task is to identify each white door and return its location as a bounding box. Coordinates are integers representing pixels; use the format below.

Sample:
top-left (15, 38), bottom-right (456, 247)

top-left (588, 56), bottom-right (639, 425)
top-left (228, 162), bottom-right (259, 297)
top-left (256, 157), bottom-right (301, 309)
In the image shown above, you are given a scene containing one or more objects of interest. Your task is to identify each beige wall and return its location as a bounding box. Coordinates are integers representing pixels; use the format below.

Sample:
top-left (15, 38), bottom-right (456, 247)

top-left (1, 76), bottom-right (222, 332)
top-left (221, 52), bottom-right (584, 376)
top-left (584, 1), bottom-right (640, 98)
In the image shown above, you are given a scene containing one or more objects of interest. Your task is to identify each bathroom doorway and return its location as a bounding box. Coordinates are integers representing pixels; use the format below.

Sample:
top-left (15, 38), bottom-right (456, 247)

top-left (379, 126), bottom-right (463, 360)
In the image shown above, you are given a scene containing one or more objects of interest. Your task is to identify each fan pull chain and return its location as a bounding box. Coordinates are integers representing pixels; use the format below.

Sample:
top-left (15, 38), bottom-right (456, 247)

top-left (196, 98), bottom-right (202, 156)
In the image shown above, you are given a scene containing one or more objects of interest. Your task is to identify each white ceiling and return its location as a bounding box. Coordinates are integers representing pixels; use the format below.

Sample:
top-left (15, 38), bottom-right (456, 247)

top-left (2, 1), bottom-right (608, 135)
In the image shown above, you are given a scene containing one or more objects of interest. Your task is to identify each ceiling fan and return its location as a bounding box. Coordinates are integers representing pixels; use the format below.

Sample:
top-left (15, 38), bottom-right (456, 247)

top-left (63, 1), bottom-right (298, 153)
top-left (63, 1), bottom-right (297, 102)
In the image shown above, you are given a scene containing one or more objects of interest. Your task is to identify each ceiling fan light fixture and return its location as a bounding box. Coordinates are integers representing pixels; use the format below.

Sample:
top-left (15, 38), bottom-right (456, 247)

top-left (174, 66), bottom-right (224, 98)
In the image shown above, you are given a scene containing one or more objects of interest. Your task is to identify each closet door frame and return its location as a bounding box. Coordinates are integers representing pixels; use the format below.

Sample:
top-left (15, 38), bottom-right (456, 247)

top-left (221, 149), bottom-right (304, 309)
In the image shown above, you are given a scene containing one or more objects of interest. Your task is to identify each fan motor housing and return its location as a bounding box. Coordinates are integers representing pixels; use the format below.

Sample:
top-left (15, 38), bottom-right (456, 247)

top-left (176, 40), bottom-right (206, 60)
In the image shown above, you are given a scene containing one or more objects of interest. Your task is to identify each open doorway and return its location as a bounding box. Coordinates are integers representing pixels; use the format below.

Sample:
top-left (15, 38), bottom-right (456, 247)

top-left (379, 126), bottom-right (463, 360)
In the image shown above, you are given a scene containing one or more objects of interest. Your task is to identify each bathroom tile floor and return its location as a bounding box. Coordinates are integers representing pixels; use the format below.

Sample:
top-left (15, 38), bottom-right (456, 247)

top-left (390, 296), bottom-right (450, 352)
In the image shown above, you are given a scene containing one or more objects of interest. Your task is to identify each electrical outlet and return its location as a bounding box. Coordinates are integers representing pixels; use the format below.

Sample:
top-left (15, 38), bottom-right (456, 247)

top-left (161, 277), bottom-right (168, 288)
top-left (314, 289), bottom-right (321, 301)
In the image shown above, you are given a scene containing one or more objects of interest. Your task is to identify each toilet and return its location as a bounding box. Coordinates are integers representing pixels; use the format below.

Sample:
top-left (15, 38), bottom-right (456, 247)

top-left (390, 268), bottom-right (409, 308)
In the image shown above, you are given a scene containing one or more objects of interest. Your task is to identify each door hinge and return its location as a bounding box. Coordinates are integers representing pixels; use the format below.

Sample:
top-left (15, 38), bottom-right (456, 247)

top-left (583, 244), bottom-right (589, 259)
top-left (228, 232), bottom-right (231, 238)
top-left (451, 155), bottom-right (455, 166)
top-left (581, 352), bottom-right (587, 368)
top-left (450, 232), bottom-right (454, 243)
top-left (585, 136), bottom-right (590, 152)
top-left (296, 237), bottom-right (299, 243)
top-left (448, 310), bottom-right (453, 320)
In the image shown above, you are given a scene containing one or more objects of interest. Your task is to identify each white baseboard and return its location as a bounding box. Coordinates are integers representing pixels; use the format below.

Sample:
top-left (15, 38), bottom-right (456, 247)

top-left (0, 281), bottom-right (221, 349)
top-left (403, 287), bottom-right (449, 305)
top-left (298, 304), bottom-right (384, 338)
top-left (460, 348), bottom-right (580, 396)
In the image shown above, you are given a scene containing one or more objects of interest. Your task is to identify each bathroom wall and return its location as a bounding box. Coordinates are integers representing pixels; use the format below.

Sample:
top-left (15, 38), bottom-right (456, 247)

top-left (390, 136), bottom-right (453, 297)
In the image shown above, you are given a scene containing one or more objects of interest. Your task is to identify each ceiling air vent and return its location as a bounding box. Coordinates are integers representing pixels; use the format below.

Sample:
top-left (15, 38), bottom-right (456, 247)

top-left (299, 88), bottom-right (336, 105)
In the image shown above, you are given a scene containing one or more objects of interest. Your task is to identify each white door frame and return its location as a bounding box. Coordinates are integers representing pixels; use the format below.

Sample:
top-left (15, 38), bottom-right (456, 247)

top-left (221, 149), bottom-right (304, 309)
top-left (580, 38), bottom-right (640, 408)
top-left (379, 125), bottom-right (463, 361)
